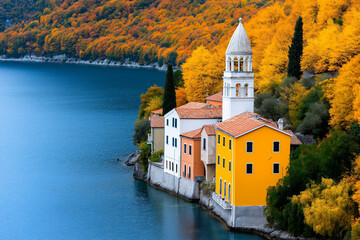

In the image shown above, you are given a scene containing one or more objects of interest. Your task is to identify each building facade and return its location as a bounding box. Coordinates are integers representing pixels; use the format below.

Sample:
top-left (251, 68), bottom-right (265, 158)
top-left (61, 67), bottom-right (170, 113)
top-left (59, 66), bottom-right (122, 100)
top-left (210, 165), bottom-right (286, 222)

top-left (215, 113), bottom-right (292, 206)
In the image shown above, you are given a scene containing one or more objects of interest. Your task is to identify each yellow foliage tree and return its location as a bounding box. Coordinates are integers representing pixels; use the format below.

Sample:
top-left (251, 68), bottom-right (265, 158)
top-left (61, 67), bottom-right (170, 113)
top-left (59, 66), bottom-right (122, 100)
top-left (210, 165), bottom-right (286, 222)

top-left (144, 96), bottom-right (163, 118)
top-left (293, 178), bottom-right (354, 238)
top-left (327, 54), bottom-right (360, 129)
top-left (182, 46), bottom-right (224, 102)
top-left (175, 87), bottom-right (187, 107)
top-left (354, 85), bottom-right (360, 124)
top-left (281, 82), bottom-right (309, 126)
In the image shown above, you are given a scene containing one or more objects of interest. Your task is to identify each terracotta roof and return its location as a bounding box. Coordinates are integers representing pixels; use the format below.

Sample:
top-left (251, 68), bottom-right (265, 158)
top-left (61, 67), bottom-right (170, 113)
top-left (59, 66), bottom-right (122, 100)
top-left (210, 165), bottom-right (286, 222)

top-left (205, 92), bottom-right (223, 102)
top-left (176, 108), bottom-right (222, 119)
top-left (151, 109), bottom-right (163, 115)
top-left (150, 116), bottom-right (164, 128)
top-left (177, 102), bottom-right (209, 109)
top-left (202, 124), bottom-right (216, 136)
top-left (181, 128), bottom-right (202, 139)
top-left (285, 130), bottom-right (302, 145)
top-left (216, 112), bottom-right (291, 138)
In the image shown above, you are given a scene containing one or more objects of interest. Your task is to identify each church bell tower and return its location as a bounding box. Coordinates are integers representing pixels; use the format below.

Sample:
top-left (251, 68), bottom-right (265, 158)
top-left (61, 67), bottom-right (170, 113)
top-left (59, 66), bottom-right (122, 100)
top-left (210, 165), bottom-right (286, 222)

top-left (222, 18), bottom-right (254, 121)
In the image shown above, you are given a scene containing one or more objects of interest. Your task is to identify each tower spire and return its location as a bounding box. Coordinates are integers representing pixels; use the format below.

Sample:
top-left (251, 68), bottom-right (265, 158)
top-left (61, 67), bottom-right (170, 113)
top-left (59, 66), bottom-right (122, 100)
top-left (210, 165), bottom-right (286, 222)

top-left (222, 18), bottom-right (254, 121)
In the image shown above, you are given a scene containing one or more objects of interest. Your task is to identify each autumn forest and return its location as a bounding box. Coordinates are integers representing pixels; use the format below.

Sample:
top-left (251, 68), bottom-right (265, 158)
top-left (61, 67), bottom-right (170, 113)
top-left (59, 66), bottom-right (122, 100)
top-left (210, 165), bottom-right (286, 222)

top-left (2, 0), bottom-right (360, 238)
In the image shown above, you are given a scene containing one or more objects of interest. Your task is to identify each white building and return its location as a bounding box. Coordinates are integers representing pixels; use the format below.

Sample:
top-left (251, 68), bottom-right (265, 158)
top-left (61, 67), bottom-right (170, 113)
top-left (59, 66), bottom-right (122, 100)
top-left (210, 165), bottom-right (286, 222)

top-left (163, 103), bottom-right (222, 178)
top-left (222, 18), bottom-right (255, 121)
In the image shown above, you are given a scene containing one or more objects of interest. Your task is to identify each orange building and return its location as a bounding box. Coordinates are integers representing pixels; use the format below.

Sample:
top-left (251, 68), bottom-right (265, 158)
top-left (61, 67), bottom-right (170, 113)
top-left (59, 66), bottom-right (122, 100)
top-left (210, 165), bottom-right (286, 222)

top-left (180, 128), bottom-right (205, 181)
top-left (205, 92), bottom-right (223, 108)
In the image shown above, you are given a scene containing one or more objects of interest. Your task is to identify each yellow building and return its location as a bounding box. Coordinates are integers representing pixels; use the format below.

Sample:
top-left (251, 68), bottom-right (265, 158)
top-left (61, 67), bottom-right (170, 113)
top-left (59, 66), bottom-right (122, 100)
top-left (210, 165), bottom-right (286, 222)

top-left (214, 112), bottom-right (292, 207)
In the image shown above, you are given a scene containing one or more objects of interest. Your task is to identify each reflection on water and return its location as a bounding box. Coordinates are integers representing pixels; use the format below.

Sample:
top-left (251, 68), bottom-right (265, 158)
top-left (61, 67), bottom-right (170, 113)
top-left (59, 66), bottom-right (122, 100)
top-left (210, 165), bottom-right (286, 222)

top-left (0, 62), bottom-right (264, 240)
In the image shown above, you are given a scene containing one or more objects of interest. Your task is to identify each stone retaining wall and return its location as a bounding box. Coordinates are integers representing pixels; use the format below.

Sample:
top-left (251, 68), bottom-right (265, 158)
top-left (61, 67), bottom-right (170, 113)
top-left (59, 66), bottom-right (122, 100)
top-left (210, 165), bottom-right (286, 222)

top-left (147, 161), bottom-right (199, 200)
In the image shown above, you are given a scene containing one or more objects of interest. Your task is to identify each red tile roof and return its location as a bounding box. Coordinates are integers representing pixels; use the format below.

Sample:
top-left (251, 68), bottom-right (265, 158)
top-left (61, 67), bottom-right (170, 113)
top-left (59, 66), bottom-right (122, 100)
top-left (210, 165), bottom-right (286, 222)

top-left (216, 112), bottom-right (291, 138)
top-left (150, 116), bottom-right (164, 128)
top-left (176, 108), bottom-right (222, 119)
top-left (151, 109), bottom-right (163, 115)
top-left (177, 102), bottom-right (209, 109)
top-left (202, 124), bottom-right (216, 136)
top-left (181, 128), bottom-right (202, 139)
top-left (285, 130), bottom-right (302, 145)
top-left (205, 92), bottom-right (223, 102)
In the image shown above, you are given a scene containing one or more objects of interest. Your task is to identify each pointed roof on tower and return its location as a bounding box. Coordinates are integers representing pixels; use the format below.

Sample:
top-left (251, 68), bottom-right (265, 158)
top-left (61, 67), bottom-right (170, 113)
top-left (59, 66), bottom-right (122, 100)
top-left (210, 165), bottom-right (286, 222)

top-left (226, 18), bottom-right (252, 55)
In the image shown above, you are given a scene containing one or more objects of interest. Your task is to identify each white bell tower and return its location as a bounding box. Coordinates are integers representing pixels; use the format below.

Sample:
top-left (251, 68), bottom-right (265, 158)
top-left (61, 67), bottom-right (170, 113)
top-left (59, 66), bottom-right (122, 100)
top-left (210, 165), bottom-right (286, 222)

top-left (222, 18), bottom-right (254, 121)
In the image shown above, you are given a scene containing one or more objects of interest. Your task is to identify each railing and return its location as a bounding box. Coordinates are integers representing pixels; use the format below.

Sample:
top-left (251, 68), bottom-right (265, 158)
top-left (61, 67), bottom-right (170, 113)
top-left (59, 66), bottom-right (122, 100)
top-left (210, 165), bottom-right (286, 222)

top-left (212, 192), bottom-right (231, 209)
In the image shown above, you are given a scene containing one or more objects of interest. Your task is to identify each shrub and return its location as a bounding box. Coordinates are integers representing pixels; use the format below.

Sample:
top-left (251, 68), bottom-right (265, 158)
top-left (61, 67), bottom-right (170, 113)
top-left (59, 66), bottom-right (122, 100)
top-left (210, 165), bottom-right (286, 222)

top-left (149, 150), bottom-right (163, 162)
top-left (137, 141), bottom-right (151, 172)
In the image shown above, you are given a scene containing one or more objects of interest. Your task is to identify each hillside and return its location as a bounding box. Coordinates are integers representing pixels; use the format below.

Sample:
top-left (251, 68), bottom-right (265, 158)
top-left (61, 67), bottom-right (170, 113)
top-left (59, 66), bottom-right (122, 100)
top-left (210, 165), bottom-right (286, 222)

top-left (0, 0), bottom-right (271, 66)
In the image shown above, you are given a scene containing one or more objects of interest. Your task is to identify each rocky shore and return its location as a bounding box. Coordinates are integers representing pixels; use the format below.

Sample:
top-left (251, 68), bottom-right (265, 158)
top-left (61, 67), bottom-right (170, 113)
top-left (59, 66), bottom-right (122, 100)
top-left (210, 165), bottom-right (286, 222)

top-left (0, 55), bottom-right (173, 71)
top-left (123, 151), bottom-right (309, 240)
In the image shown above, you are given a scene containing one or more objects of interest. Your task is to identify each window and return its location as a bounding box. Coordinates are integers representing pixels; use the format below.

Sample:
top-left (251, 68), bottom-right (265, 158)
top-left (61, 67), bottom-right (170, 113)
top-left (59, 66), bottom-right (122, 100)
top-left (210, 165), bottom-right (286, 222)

top-left (184, 143), bottom-right (187, 154)
top-left (172, 162), bottom-right (174, 171)
top-left (219, 178), bottom-right (222, 195)
top-left (188, 166), bottom-right (191, 178)
top-left (183, 164), bottom-right (187, 177)
top-left (175, 119), bottom-right (177, 128)
top-left (273, 141), bottom-right (280, 152)
top-left (273, 163), bottom-right (280, 174)
top-left (228, 184), bottom-right (231, 202)
top-left (166, 119), bottom-right (169, 126)
top-left (229, 161), bottom-right (231, 172)
top-left (229, 139), bottom-right (231, 150)
top-left (166, 161), bottom-right (168, 169)
top-left (175, 138), bottom-right (177, 148)
top-left (189, 145), bottom-right (192, 155)
top-left (203, 138), bottom-right (206, 150)
top-left (166, 136), bottom-right (169, 145)
top-left (218, 134), bottom-right (220, 144)
top-left (176, 164), bottom-right (178, 173)
top-left (217, 155), bottom-right (220, 165)
top-left (172, 137), bottom-right (174, 146)
top-left (172, 118), bottom-right (174, 127)
top-left (246, 163), bottom-right (253, 174)
top-left (223, 136), bottom-right (225, 146)
top-left (223, 158), bottom-right (225, 168)
top-left (224, 181), bottom-right (226, 199)
top-left (246, 142), bottom-right (253, 153)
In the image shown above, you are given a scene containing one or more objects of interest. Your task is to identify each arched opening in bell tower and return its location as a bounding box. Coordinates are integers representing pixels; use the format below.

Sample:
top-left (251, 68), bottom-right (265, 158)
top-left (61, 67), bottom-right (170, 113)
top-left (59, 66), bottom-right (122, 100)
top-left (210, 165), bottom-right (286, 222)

top-left (236, 83), bottom-right (241, 97)
top-left (240, 57), bottom-right (244, 71)
top-left (233, 57), bottom-right (239, 71)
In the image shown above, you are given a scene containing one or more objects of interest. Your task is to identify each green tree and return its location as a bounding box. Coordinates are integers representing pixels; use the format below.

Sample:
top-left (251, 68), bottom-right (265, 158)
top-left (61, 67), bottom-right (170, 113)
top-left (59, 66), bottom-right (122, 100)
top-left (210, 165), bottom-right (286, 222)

top-left (287, 16), bottom-right (303, 80)
top-left (138, 85), bottom-right (164, 119)
top-left (132, 118), bottom-right (150, 145)
top-left (162, 64), bottom-right (176, 115)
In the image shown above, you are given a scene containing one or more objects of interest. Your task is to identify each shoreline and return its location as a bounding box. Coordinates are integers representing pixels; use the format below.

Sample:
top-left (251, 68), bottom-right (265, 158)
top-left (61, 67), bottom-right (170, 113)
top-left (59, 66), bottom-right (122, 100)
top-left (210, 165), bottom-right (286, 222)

top-left (127, 155), bottom-right (306, 240)
top-left (0, 55), bottom-right (176, 71)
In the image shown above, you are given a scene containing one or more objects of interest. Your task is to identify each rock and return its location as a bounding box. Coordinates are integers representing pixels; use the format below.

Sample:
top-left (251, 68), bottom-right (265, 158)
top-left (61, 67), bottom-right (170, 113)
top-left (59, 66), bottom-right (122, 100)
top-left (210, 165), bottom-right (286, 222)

top-left (133, 161), bottom-right (147, 181)
top-left (125, 150), bottom-right (140, 166)
top-left (295, 133), bottom-right (317, 145)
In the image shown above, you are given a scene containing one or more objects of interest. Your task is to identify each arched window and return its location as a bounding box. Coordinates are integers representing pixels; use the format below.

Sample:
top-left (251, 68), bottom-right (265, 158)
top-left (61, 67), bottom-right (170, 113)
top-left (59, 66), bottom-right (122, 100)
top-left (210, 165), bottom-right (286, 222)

top-left (228, 184), bottom-right (231, 202)
top-left (236, 83), bottom-right (241, 97)
top-left (183, 164), bottom-right (186, 177)
top-left (234, 57), bottom-right (239, 71)
top-left (188, 166), bottom-right (191, 178)
top-left (224, 181), bottom-right (227, 199)
top-left (219, 178), bottom-right (222, 196)
top-left (245, 57), bottom-right (249, 71)
top-left (240, 57), bottom-right (244, 71)
top-left (245, 83), bottom-right (249, 96)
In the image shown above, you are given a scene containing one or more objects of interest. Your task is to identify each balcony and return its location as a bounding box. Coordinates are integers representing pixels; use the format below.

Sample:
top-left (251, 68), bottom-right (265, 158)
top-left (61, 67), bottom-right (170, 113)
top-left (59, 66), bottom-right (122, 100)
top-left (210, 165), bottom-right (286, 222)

top-left (212, 192), bottom-right (231, 209)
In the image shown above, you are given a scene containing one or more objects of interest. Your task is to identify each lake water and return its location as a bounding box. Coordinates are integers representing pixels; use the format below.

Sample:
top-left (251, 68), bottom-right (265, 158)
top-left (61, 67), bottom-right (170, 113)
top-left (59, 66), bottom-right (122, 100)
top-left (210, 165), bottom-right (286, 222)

top-left (0, 62), bottom-right (264, 240)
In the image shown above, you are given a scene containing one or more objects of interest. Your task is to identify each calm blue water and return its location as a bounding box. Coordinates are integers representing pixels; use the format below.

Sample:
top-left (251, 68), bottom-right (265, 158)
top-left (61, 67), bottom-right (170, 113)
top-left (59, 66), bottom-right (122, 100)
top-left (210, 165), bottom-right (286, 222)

top-left (0, 62), bottom-right (264, 240)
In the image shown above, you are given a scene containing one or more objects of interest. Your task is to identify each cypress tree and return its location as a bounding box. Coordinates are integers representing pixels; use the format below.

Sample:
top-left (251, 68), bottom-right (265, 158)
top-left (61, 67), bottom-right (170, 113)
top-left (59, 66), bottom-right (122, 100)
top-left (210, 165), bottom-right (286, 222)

top-left (287, 16), bottom-right (303, 80)
top-left (162, 64), bottom-right (176, 115)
